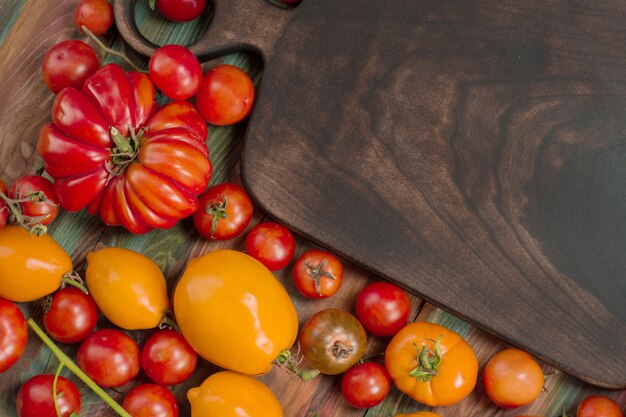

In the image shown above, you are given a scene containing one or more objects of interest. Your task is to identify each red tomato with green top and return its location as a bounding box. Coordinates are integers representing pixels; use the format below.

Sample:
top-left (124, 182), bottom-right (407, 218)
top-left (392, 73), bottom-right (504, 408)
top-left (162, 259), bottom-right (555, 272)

top-left (192, 182), bottom-right (253, 240)
top-left (9, 175), bottom-right (60, 226)
top-left (37, 63), bottom-right (212, 234)
top-left (245, 221), bottom-right (296, 270)
top-left (293, 249), bottom-right (343, 298)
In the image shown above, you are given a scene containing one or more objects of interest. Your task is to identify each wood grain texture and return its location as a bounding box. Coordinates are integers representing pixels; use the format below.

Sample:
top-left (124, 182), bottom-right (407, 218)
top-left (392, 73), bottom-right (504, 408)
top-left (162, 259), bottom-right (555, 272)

top-left (241, 0), bottom-right (626, 388)
top-left (0, 1), bottom-right (624, 417)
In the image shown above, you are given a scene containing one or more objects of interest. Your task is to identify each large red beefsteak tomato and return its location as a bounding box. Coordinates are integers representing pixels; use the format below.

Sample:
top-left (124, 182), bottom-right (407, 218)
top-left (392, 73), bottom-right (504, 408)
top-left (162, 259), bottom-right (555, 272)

top-left (37, 63), bottom-right (212, 233)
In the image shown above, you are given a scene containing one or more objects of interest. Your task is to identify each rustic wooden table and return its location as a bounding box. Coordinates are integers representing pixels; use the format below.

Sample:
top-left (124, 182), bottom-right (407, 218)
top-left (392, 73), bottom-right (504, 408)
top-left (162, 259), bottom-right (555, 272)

top-left (0, 1), bottom-right (624, 416)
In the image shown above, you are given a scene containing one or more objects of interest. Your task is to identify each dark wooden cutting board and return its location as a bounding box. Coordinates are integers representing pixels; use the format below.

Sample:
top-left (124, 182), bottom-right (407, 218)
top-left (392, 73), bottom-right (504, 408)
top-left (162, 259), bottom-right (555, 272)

top-left (116, 0), bottom-right (626, 388)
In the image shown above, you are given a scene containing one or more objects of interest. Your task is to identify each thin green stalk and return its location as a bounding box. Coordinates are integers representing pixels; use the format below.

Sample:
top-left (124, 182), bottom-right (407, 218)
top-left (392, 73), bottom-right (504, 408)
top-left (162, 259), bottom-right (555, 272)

top-left (81, 25), bottom-right (145, 72)
top-left (53, 363), bottom-right (63, 417)
top-left (28, 319), bottom-right (133, 417)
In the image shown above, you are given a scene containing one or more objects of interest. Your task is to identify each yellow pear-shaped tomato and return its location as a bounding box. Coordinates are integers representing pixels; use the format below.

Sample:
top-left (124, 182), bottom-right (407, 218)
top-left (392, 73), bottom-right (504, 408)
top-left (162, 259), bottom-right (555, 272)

top-left (0, 225), bottom-right (72, 302)
top-left (188, 371), bottom-right (283, 417)
top-left (173, 250), bottom-right (298, 375)
top-left (86, 247), bottom-right (169, 330)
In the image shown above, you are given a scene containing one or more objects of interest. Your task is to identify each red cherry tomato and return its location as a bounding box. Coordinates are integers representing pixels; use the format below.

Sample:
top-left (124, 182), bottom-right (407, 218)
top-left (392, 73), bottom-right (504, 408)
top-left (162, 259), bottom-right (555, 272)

top-left (43, 287), bottom-right (99, 344)
top-left (74, 0), bottom-right (114, 35)
top-left (196, 64), bottom-right (255, 126)
top-left (123, 383), bottom-right (179, 417)
top-left (16, 374), bottom-right (81, 417)
top-left (293, 249), bottom-right (343, 298)
top-left (483, 348), bottom-right (544, 408)
top-left (0, 297), bottom-right (27, 373)
top-left (354, 282), bottom-right (411, 337)
top-left (341, 362), bottom-right (391, 409)
top-left (9, 175), bottom-right (60, 226)
top-left (141, 329), bottom-right (198, 386)
top-left (41, 40), bottom-right (99, 94)
top-left (77, 328), bottom-right (140, 387)
top-left (149, 45), bottom-right (202, 100)
top-left (245, 222), bottom-right (296, 270)
top-left (156, 0), bottom-right (207, 22)
top-left (577, 395), bottom-right (624, 417)
top-left (192, 182), bottom-right (253, 240)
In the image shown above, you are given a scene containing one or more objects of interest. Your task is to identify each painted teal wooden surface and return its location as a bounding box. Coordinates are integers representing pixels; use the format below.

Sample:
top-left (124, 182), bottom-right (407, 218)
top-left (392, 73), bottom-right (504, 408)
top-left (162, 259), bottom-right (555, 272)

top-left (0, 1), bottom-right (624, 417)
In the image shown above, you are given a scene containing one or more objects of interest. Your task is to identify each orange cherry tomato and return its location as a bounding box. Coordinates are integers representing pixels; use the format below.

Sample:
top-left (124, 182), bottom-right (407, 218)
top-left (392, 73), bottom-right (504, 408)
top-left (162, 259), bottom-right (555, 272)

top-left (173, 250), bottom-right (298, 375)
top-left (577, 395), bottom-right (624, 417)
top-left (483, 348), bottom-right (544, 409)
top-left (0, 225), bottom-right (72, 302)
top-left (385, 321), bottom-right (478, 407)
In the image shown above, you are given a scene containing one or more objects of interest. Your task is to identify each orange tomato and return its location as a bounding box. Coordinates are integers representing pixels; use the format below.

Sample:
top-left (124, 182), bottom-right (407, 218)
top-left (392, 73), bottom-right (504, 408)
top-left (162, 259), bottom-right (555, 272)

top-left (173, 250), bottom-right (298, 375)
top-left (395, 413), bottom-right (442, 417)
top-left (483, 348), bottom-right (544, 408)
top-left (385, 321), bottom-right (478, 406)
top-left (0, 225), bottom-right (72, 302)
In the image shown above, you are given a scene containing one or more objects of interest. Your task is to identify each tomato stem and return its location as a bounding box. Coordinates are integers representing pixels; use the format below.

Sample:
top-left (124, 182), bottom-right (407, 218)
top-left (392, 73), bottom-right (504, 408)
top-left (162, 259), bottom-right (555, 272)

top-left (205, 196), bottom-right (229, 237)
top-left (27, 319), bottom-right (133, 417)
top-left (304, 260), bottom-right (335, 296)
top-left (61, 272), bottom-right (89, 294)
top-left (274, 349), bottom-right (320, 381)
top-left (408, 335), bottom-right (443, 382)
top-left (81, 25), bottom-right (145, 73)
top-left (158, 310), bottom-right (180, 333)
top-left (0, 186), bottom-right (51, 235)
top-left (53, 363), bottom-right (63, 417)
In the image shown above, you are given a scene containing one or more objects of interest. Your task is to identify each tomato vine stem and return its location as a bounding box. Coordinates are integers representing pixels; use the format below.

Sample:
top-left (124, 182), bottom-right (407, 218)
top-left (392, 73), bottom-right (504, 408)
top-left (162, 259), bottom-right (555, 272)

top-left (52, 363), bottom-right (63, 417)
top-left (0, 187), bottom-right (52, 235)
top-left (81, 25), bottom-right (145, 73)
top-left (27, 319), bottom-right (133, 417)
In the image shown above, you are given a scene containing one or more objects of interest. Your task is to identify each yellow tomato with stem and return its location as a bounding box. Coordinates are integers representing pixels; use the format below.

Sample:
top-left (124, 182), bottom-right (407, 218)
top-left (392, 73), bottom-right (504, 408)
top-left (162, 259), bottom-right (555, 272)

top-left (173, 249), bottom-right (298, 375)
top-left (85, 247), bottom-right (170, 330)
top-left (188, 371), bottom-right (283, 417)
top-left (0, 225), bottom-right (72, 302)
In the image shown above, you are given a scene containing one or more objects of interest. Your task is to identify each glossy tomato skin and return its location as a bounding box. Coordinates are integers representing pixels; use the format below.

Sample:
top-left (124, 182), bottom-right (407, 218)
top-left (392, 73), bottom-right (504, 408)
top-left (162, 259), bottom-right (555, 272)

top-left (123, 384), bottom-right (179, 417)
top-left (193, 182), bottom-right (253, 240)
top-left (299, 308), bottom-right (367, 375)
top-left (0, 225), bottom-right (72, 302)
top-left (385, 322), bottom-right (478, 407)
top-left (245, 222), bottom-right (296, 271)
top-left (74, 0), bottom-right (114, 35)
top-left (141, 329), bottom-right (198, 385)
top-left (483, 348), bottom-right (544, 408)
top-left (16, 374), bottom-right (81, 417)
top-left (156, 0), bottom-right (207, 22)
top-left (41, 40), bottom-right (99, 94)
top-left (355, 282), bottom-right (411, 337)
top-left (149, 45), bottom-right (202, 100)
top-left (0, 298), bottom-right (27, 373)
top-left (173, 250), bottom-right (298, 375)
top-left (293, 249), bottom-right (343, 299)
top-left (37, 63), bottom-right (212, 234)
top-left (43, 287), bottom-right (98, 344)
top-left (577, 395), bottom-right (624, 417)
top-left (188, 371), bottom-right (283, 417)
top-left (77, 328), bottom-right (140, 387)
top-left (85, 247), bottom-right (170, 330)
top-left (9, 175), bottom-right (60, 226)
top-left (196, 64), bottom-right (255, 126)
top-left (341, 362), bottom-right (391, 409)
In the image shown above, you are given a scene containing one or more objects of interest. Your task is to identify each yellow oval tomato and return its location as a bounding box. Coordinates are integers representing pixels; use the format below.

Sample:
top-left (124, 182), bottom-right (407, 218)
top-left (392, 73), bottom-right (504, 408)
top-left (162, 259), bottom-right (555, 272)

top-left (0, 225), bottom-right (72, 302)
top-left (188, 371), bottom-right (283, 417)
top-left (385, 321), bottom-right (478, 407)
top-left (395, 413), bottom-right (442, 417)
top-left (85, 247), bottom-right (169, 330)
top-left (173, 249), bottom-right (298, 375)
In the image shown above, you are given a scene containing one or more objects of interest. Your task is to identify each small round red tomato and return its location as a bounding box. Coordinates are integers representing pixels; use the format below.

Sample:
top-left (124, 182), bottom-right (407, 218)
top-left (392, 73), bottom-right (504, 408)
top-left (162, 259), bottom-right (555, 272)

top-left (16, 374), bottom-right (81, 417)
top-left (43, 287), bottom-right (99, 344)
top-left (299, 308), bottom-right (367, 375)
top-left (9, 175), bottom-right (60, 226)
top-left (77, 328), bottom-right (140, 387)
top-left (156, 0), bottom-right (207, 22)
top-left (483, 348), bottom-right (544, 408)
top-left (74, 0), bottom-right (114, 35)
top-left (196, 64), bottom-right (255, 126)
top-left (41, 40), bottom-right (99, 94)
top-left (141, 329), bottom-right (198, 386)
top-left (149, 45), bottom-right (202, 100)
top-left (245, 222), bottom-right (296, 270)
top-left (192, 182), bottom-right (253, 240)
top-left (123, 383), bottom-right (179, 417)
top-left (341, 362), bottom-right (391, 409)
top-left (355, 282), bottom-right (411, 337)
top-left (293, 249), bottom-right (343, 298)
top-left (0, 297), bottom-right (27, 373)
top-left (577, 395), bottom-right (623, 417)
